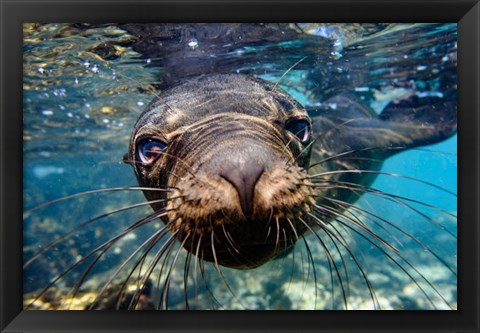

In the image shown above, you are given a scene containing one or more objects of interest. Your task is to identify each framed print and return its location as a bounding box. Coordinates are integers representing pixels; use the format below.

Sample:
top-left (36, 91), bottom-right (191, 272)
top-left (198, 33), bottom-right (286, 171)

top-left (1, 0), bottom-right (479, 332)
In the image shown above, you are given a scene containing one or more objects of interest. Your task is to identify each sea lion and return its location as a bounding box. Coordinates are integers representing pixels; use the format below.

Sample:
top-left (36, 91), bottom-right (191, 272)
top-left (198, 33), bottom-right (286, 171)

top-left (23, 23), bottom-right (457, 310)
top-left (124, 73), bottom-right (456, 271)
top-left (125, 74), bottom-right (315, 269)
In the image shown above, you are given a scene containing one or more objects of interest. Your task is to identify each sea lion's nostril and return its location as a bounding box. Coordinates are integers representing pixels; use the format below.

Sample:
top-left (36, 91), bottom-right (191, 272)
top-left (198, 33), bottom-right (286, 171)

top-left (220, 161), bottom-right (265, 217)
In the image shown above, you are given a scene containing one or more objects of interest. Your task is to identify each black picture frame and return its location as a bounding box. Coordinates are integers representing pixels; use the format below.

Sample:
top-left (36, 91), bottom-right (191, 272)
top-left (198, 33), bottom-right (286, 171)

top-left (1, 0), bottom-right (479, 332)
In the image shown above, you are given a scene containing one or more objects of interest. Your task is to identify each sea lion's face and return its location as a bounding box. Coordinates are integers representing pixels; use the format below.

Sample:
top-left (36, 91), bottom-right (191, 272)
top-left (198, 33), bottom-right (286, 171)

top-left (127, 74), bottom-right (315, 269)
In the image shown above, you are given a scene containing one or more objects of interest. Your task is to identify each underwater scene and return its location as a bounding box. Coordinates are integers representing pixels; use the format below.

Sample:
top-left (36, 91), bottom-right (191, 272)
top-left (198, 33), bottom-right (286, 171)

top-left (23, 23), bottom-right (457, 310)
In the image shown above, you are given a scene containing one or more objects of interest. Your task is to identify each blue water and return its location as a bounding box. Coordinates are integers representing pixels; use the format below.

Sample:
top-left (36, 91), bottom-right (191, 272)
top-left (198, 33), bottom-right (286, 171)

top-left (23, 23), bottom-right (457, 310)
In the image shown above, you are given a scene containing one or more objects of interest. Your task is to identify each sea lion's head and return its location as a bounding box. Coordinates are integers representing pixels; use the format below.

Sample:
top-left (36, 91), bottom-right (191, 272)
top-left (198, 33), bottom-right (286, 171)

top-left (126, 74), bottom-right (315, 269)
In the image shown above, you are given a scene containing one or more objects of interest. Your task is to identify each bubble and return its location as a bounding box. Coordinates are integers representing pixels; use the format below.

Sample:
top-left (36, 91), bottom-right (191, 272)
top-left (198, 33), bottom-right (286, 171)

top-left (355, 87), bottom-right (369, 92)
top-left (188, 39), bottom-right (199, 49)
top-left (33, 165), bottom-right (64, 179)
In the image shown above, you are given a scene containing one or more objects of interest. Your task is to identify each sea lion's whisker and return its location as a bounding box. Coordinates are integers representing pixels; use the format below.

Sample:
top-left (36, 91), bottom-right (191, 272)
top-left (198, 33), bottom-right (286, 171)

top-left (183, 251), bottom-right (192, 309)
top-left (226, 236), bottom-right (249, 268)
top-left (301, 235), bottom-right (319, 309)
top-left (221, 231), bottom-right (254, 269)
top-left (221, 224), bottom-right (241, 255)
top-left (320, 195), bottom-right (457, 276)
top-left (210, 230), bottom-right (246, 309)
top-left (286, 217), bottom-right (300, 242)
top-left (320, 194), bottom-right (404, 248)
top-left (313, 181), bottom-right (457, 223)
top-left (297, 232), bottom-right (309, 294)
top-left (315, 154), bottom-right (389, 167)
top-left (68, 221), bottom-right (165, 310)
top-left (161, 233), bottom-right (190, 309)
top-left (329, 215), bottom-right (453, 309)
top-left (24, 198), bottom-right (173, 269)
top-left (265, 225), bottom-right (272, 243)
top-left (274, 217), bottom-right (281, 256)
top-left (326, 221), bottom-right (353, 298)
top-left (282, 223), bottom-right (296, 290)
top-left (186, 223), bottom-right (202, 306)
top-left (193, 235), bottom-right (202, 305)
top-left (310, 176), bottom-right (457, 237)
top-left (151, 232), bottom-right (180, 309)
top-left (315, 200), bottom-right (455, 309)
top-left (279, 126), bottom-right (309, 160)
top-left (272, 56), bottom-right (308, 91)
top-left (410, 147), bottom-right (458, 156)
top-left (308, 169), bottom-right (457, 197)
top-left (308, 146), bottom-right (406, 168)
top-left (312, 179), bottom-right (457, 235)
top-left (291, 118), bottom-right (361, 165)
top-left (304, 213), bottom-right (378, 309)
top-left (303, 207), bottom-right (352, 304)
top-left (25, 209), bottom-right (169, 309)
top-left (134, 254), bottom-right (149, 306)
top-left (265, 127), bottom-right (298, 161)
top-left (125, 234), bottom-right (176, 310)
top-left (87, 225), bottom-right (170, 309)
top-left (62, 243), bottom-right (113, 310)
top-left (110, 225), bottom-right (159, 310)
top-left (319, 156), bottom-right (385, 164)
top-left (364, 186), bottom-right (457, 220)
top-left (198, 252), bottom-right (222, 310)
top-left (181, 230), bottom-right (199, 309)
top-left (281, 227), bottom-right (291, 264)
top-left (24, 186), bottom-right (173, 216)
top-left (298, 215), bottom-right (349, 309)
top-left (210, 231), bottom-right (220, 274)
top-left (312, 203), bottom-right (397, 252)
top-left (158, 150), bottom-right (200, 180)
top-left (285, 217), bottom-right (307, 294)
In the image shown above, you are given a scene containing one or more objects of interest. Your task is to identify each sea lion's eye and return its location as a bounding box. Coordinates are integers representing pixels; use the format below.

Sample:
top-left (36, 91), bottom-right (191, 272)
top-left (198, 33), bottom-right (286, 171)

top-left (285, 119), bottom-right (311, 144)
top-left (137, 138), bottom-right (167, 165)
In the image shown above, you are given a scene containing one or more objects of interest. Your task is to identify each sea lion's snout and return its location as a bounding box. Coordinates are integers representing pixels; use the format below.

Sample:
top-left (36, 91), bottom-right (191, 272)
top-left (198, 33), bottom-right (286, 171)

top-left (210, 142), bottom-right (272, 218)
top-left (218, 157), bottom-right (265, 218)
top-left (162, 129), bottom-right (314, 268)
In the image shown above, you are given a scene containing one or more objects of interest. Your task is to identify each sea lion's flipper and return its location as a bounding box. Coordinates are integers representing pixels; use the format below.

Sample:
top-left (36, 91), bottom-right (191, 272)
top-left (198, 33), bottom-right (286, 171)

top-left (310, 92), bottom-right (457, 162)
top-left (377, 93), bottom-right (457, 152)
top-left (308, 92), bottom-right (456, 203)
